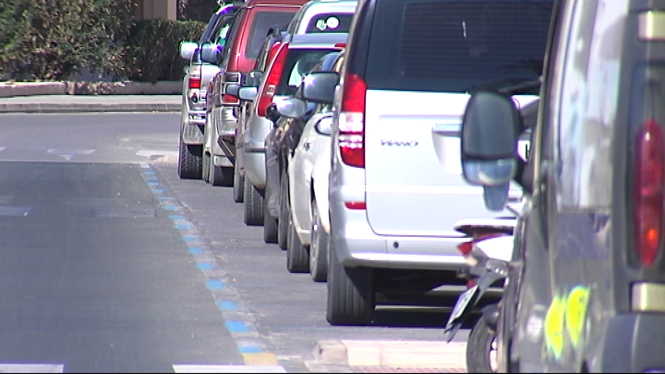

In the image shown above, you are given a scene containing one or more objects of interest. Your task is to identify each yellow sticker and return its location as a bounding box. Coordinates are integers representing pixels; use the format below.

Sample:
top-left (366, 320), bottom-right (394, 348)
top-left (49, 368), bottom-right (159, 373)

top-left (544, 294), bottom-right (566, 359)
top-left (565, 286), bottom-right (590, 348)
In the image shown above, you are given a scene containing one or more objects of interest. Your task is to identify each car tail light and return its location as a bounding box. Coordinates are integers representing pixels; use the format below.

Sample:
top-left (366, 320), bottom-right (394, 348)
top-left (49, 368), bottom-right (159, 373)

top-left (188, 66), bottom-right (202, 89)
top-left (222, 94), bottom-right (239, 105)
top-left (257, 43), bottom-right (288, 117)
top-left (633, 118), bottom-right (664, 268)
top-left (344, 201), bottom-right (366, 210)
top-left (267, 42), bottom-right (282, 66)
top-left (338, 73), bottom-right (367, 168)
top-left (334, 43), bottom-right (346, 49)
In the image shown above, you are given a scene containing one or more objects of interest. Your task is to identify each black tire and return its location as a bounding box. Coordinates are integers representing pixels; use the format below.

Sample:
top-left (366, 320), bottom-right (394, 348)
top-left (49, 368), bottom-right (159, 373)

top-left (287, 212), bottom-right (309, 273)
top-left (326, 244), bottom-right (374, 326)
top-left (233, 162), bottom-right (244, 203)
top-left (177, 137), bottom-right (202, 180)
top-left (202, 152), bottom-right (211, 183)
top-left (466, 317), bottom-right (497, 373)
top-left (277, 170), bottom-right (289, 250)
top-left (210, 163), bottom-right (234, 187)
top-left (309, 199), bottom-right (328, 282)
top-left (243, 181), bottom-right (264, 226)
top-left (263, 202), bottom-right (278, 244)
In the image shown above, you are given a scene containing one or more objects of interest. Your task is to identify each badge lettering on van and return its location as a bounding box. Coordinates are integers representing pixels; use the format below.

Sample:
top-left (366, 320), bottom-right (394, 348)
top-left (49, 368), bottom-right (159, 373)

top-left (380, 140), bottom-right (419, 147)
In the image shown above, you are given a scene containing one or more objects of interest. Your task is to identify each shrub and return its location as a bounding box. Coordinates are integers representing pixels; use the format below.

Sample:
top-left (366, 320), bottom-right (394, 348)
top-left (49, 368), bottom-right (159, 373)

top-left (0, 0), bottom-right (137, 81)
top-left (122, 19), bottom-right (206, 83)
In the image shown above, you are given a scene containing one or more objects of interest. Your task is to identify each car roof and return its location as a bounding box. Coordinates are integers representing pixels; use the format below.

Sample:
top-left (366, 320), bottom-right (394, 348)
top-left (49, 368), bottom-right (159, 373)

top-left (288, 32), bottom-right (348, 48)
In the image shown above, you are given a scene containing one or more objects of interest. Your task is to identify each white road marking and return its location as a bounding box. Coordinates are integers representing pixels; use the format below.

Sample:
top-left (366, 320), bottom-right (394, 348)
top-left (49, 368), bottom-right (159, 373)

top-left (172, 365), bottom-right (286, 373)
top-left (47, 148), bottom-right (95, 161)
top-left (0, 364), bottom-right (63, 373)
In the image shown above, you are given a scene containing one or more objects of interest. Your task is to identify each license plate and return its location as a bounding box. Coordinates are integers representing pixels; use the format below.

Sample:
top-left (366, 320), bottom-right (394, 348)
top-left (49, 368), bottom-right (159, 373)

top-left (447, 285), bottom-right (480, 324)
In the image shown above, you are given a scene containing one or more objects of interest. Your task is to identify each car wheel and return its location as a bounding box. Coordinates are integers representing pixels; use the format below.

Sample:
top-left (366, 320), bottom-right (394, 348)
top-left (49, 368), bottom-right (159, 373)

top-left (233, 162), bottom-right (244, 203)
top-left (286, 211), bottom-right (309, 273)
top-left (177, 136), bottom-right (202, 180)
top-left (202, 152), bottom-right (211, 183)
top-left (326, 243), bottom-right (375, 326)
top-left (309, 199), bottom-right (329, 282)
top-left (277, 169), bottom-right (289, 250)
top-left (466, 316), bottom-right (498, 373)
top-left (210, 162), bottom-right (233, 187)
top-left (263, 202), bottom-right (278, 244)
top-left (243, 181), bottom-right (264, 226)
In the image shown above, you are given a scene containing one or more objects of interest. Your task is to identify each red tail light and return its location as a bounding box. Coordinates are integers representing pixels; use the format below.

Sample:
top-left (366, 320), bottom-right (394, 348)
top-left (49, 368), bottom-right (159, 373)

top-left (188, 75), bottom-right (201, 89)
top-left (344, 201), bottom-right (366, 210)
top-left (634, 119), bottom-right (664, 268)
top-left (222, 94), bottom-right (239, 105)
top-left (338, 73), bottom-right (367, 168)
top-left (457, 241), bottom-right (473, 256)
top-left (334, 43), bottom-right (347, 49)
top-left (257, 43), bottom-right (288, 117)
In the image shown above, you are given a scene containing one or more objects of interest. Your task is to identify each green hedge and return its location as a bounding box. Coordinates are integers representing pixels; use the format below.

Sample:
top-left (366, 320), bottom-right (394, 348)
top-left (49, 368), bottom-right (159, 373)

top-left (0, 0), bottom-right (206, 82)
top-left (123, 19), bottom-right (205, 83)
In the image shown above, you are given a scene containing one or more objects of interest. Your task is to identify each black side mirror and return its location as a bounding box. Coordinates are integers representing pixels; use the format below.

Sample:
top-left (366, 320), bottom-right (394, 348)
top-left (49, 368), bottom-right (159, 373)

top-left (266, 103), bottom-right (280, 123)
top-left (200, 43), bottom-right (220, 64)
top-left (301, 72), bottom-right (339, 104)
top-left (245, 70), bottom-right (264, 87)
top-left (460, 91), bottom-right (521, 211)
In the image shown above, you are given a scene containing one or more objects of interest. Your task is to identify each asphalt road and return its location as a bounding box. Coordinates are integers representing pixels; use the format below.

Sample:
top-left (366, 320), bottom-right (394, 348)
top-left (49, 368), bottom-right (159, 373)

top-left (0, 113), bottom-right (469, 373)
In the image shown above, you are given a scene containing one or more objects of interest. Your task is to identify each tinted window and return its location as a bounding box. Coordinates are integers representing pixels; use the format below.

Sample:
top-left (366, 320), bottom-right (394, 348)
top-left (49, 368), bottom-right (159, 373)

top-left (305, 13), bottom-right (354, 33)
top-left (365, 0), bottom-right (554, 93)
top-left (245, 11), bottom-right (297, 59)
top-left (276, 48), bottom-right (339, 96)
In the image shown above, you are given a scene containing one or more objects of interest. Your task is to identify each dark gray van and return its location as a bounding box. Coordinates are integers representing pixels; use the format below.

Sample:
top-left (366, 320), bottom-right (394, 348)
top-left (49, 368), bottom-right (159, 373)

top-left (456, 0), bottom-right (665, 372)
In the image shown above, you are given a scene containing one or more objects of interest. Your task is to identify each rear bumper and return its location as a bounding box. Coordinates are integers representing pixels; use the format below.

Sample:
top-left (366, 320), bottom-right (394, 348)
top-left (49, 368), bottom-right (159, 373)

top-left (590, 313), bottom-right (665, 373)
top-left (329, 195), bottom-right (466, 270)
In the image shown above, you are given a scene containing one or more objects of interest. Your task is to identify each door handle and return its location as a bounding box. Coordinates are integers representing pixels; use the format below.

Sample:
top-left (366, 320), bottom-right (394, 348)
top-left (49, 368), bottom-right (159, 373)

top-left (303, 142), bottom-right (311, 151)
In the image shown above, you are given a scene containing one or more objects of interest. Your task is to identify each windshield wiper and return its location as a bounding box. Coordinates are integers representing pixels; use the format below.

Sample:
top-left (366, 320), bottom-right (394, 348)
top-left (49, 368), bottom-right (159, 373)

top-left (466, 78), bottom-right (542, 96)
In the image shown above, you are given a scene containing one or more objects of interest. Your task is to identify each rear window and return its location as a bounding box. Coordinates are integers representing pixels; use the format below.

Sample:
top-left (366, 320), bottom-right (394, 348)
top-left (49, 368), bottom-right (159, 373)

top-left (276, 48), bottom-right (340, 96)
top-left (365, 0), bottom-right (554, 94)
top-left (245, 11), bottom-right (297, 59)
top-left (305, 13), bottom-right (354, 33)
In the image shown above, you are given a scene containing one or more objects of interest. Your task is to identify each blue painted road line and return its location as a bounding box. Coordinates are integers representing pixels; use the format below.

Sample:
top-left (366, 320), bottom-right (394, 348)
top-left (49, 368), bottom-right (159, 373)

top-left (225, 321), bottom-right (250, 333)
top-left (196, 262), bottom-right (214, 270)
top-left (206, 279), bottom-right (225, 290)
top-left (238, 346), bottom-right (263, 353)
top-left (217, 301), bottom-right (237, 311)
top-left (188, 247), bottom-right (204, 255)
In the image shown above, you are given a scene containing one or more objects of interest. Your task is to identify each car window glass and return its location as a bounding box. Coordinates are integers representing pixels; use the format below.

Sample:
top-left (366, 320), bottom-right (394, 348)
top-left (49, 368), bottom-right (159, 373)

top-left (365, 0), bottom-right (553, 94)
top-left (305, 13), bottom-right (353, 33)
top-left (220, 9), bottom-right (245, 66)
top-left (556, 0), bottom-right (625, 209)
top-left (277, 48), bottom-right (339, 96)
top-left (245, 11), bottom-right (297, 60)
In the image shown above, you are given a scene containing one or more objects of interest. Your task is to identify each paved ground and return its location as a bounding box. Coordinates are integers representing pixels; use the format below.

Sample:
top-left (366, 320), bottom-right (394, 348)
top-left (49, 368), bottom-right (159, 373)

top-left (0, 85), bottom-right (470, 373)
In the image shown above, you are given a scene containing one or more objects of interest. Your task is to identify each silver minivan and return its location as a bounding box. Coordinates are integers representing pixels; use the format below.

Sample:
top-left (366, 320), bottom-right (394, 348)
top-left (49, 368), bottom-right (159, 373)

top-left (321, 0), bottom-right (553, 325)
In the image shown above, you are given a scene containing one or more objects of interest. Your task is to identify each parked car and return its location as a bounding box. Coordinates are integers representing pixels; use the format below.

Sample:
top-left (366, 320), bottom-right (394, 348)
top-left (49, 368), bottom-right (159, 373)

top-left (258, 33), bottom-right (347, 251)
top-left (235, 0), bottom-right (357, 229)
top-left (272, 50), bottom-right (343, 278)
top-left (203, 0), bottom-right (309, 186)
top-left (231, 27), bottom-right (287, 203)
top-left (311, 0), bottom-right (554, 326)
top-left (177, 1), bottom-right (244, 180)
top-left (456, 0), bottom-right (665, 372)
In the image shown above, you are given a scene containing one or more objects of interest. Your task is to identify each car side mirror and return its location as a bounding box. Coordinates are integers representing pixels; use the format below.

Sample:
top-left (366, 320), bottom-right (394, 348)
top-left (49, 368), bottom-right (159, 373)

top-left (245, 70), bottom-right (264, 87)
top-left (275, 97), bottom-right (308, 119)
top-left (238, 87), bottom-right (258, 102)
top-left (460, 91), bottom-right (521, 211)
top-left (180, 41), bottom-right (198, 60)
top-left (200, 43), bottom-right (220, 64)
top-left (301, 72), bottom-right (339, 104)
top-left (315, 116), bottom-right (333, 136)
top-left (225, 84), bottom-right (241, 98)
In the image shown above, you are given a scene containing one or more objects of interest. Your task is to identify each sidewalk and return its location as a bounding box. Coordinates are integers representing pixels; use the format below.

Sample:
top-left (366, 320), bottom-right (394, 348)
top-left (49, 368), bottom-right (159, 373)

top-left (0, 81), bottom-right (181, 113)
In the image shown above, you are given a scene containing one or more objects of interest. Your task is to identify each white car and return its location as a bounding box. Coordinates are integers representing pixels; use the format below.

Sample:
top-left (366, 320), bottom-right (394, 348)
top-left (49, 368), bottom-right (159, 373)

top-left (287, 113), bottom-right (333, 282)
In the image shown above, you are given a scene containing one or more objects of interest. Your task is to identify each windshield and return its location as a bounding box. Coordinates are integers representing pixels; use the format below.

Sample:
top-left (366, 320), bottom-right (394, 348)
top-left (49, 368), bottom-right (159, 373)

top-left (365, 0), bottom-right (553, 94)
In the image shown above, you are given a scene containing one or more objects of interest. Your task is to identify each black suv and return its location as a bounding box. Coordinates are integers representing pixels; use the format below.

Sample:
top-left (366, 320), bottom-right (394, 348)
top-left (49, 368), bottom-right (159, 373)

top-left (456, 0), bottom-right (665, 372)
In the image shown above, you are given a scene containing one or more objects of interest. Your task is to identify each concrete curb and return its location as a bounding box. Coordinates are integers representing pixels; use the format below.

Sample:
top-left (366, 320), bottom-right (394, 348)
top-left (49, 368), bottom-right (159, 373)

top-left (0, 81), bottom-right (181, 98)
top-left (0, 103), bottom-right (181, 114)
top-left (312, 340), bottom-right (467, 371)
